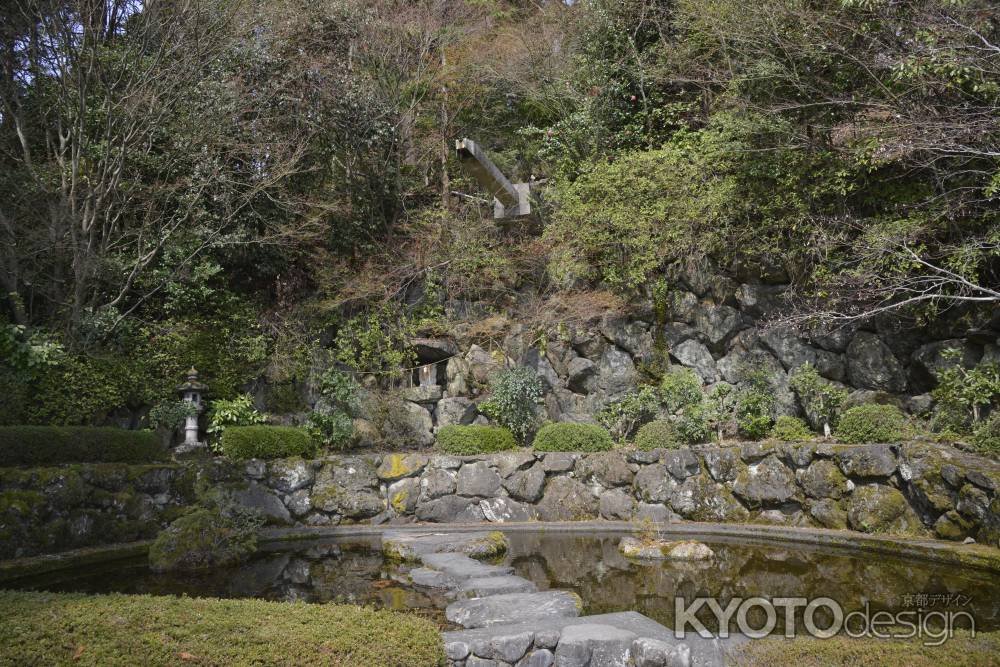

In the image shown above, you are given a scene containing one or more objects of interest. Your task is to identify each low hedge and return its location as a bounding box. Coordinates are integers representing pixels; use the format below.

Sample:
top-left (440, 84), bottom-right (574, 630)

top-left (436, 425), bottom-right (518, 455)
top-left (0, 426), bottom-right (167, 466)
top-left (0, 590), bottom-right (446, 666)
top-left (835, 404), bottom-right (905, 444)
top-left (532, 422), bottom-right (614, 452)
top-left (219, 425), bottom-right (317, 460)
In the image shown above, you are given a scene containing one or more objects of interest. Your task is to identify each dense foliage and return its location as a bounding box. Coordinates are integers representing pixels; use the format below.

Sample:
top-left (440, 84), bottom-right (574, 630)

top-left (633, 420), bottom-right (681, 451)
top-left (480, 367), bottom-right (544, 444)
top-left (0, 427), bottom-right (166, 466)
top-left (0, 0), bottom-right (996, 438)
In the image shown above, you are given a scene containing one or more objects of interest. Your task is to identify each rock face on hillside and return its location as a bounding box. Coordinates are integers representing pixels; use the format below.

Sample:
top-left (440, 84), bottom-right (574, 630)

top-left (291, 261), bottom-right (995, 444)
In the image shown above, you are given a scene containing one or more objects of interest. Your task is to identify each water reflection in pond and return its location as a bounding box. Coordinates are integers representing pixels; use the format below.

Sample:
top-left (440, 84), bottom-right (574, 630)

top-left (11, 531), bottom-right (1000, 633)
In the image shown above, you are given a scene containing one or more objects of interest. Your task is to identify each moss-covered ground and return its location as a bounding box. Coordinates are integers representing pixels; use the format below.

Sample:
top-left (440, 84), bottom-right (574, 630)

top-left (730, 631), bottom-right (1000, 667)
top-left (0, 590), bottom-right (445, 666)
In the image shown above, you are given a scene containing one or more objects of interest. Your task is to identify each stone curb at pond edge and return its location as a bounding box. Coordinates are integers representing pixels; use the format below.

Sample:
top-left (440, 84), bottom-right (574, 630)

top-left (5, 520), bottom-right (998, 585)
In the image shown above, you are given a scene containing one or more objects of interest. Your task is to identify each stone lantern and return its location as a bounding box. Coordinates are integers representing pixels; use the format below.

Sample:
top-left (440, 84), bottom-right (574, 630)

top-left (176, 367), bottom-right (207, 448)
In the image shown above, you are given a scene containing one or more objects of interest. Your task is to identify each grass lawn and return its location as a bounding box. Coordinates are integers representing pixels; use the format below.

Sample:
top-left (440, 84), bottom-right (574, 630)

top-left (730, 631), bottom-right (1000, 667)
top-left (0, 590), bottom-right (445, 666)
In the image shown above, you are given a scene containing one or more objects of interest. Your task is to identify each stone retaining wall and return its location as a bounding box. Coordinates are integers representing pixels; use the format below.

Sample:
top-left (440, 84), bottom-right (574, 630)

top-left (0, 464), bottom-right (196, 559)
top-left (244, 441), bottom-right (1000, 548)
top-left (4, 441), bottom-right (999, 560)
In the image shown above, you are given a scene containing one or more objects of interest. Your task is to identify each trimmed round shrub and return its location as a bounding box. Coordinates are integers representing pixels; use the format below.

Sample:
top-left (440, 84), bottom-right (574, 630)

top-left (532, 422), bottom-right (614, 452)
top-left (219, 425), bottom-right (317, 460)
top-left (436, 425), bottom-right (518, 455)
top-left (0, 426), bottom-right (166, 466)
top-left (634, 420), bottom-right (681, 451)
top-left (835, 404), bottom-right (905, 444)
top-left (972, 414), bottom-right (1000, 458)
top-left (770, 416), bottom-right (814, 442)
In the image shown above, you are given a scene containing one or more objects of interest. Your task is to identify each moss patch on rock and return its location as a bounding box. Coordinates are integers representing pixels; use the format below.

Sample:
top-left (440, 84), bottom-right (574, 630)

top-left (148, 507), bottom-right (260, 572)
top-left (0, 590), bottom-right (445, 666)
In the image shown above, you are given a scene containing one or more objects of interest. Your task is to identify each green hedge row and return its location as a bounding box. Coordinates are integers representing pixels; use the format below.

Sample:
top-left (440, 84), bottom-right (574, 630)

top-left (436, 425), bottom-right (518, 455)
top-left (0, 426), bottom-right (167, 466)
top-left (533, 422), bottom-right (613, 452)
top-left (219, 425), bottom-right (318, 460)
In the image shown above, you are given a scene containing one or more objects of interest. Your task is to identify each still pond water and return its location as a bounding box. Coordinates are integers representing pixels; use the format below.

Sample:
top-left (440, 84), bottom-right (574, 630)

top-left (12, 531), bottom-right (1000, 633)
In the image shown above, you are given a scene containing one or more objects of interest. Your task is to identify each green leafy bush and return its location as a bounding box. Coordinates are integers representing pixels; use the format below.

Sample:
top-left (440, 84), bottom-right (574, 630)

top-left (480, 367), bottom-right (543, 443)
top-left (971, 413), bottom-right (1000, 458)
top-left (596, 386), bottom-right (659, 442)
top-left (736, 368), bottom-right (775, 439)
top-left (532, 422), bottom-right (613, 452)
top-left (307, 370), bottom-right (359, 450)
top-left (660, 367), bottom-right (703, 413)
top-left (0, 426), bottom-right (166, 465)
top-left (835, 404), bottom-right (906, 444)
top-left (218, 425), bottom-right (317, 460)
top-left (634, 420), bottom-right (681, 451)
top-left (676, 402), bottom-right (716, 444)
top-left (207, 394), bottom-right (266, 446)
top-left (148, 400), bottom-right (199, 431)
top-left (789, 363), bottom-right (848, 435)
top-left (435, 425), bottom-right (518, 455)
top-left (770, 416), bottom-right (814, 442)
top-left (932, 351), bottom-right (1000, 434)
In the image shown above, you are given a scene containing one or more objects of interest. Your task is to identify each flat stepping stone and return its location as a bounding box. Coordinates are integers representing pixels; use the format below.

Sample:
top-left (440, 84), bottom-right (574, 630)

top-left (381, 530), bottom-right (507, 561)
top-left (407, 567), bottom-right (455, 589)
top-left (446, 590), bottom-right (582, 628)
top-left (443, 611), bottom-right (744, 667)
top-left (555, 623), bottom-right (637, 666)
top-left (457, 575), bottom-right (537, 598)
top-left (421, 552), bottom-right (514, 581)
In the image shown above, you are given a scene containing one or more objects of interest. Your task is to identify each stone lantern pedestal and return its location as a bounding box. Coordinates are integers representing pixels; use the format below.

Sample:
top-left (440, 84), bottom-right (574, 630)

top-left (175, 367), bottom-right (208, 454)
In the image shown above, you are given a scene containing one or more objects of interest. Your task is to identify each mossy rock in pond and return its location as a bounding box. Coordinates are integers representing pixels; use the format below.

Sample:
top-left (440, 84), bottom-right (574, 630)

top-left (148, 508), bottom-right (259, 573)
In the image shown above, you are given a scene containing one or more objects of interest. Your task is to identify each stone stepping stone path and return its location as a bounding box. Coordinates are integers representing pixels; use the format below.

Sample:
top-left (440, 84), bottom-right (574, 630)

top-left (380, 530), bottom-right (739, 667)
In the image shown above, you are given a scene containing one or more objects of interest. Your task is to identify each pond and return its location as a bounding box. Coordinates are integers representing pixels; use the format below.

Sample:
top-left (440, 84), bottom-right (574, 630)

top-left (10, 530), bottom-right (1000, 635)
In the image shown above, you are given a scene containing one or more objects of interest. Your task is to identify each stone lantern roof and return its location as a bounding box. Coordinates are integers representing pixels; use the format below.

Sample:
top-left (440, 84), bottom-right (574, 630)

top-left (176, 367), bottom-right (208, 393)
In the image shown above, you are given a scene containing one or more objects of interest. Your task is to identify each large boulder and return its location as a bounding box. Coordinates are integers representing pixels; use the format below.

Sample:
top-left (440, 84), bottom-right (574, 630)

top-left (692, 304), bottom-right (743, 346)
top-left (731, 455), bottom-right (798, 507)
top-left (380, 400), bottom-right (434, 448)
top-left (456, 461), bottom-right (502, 498)
top-left (412, 337), bottom-right (458, 362)
top-left (312, 458), bottom-right (383, 520)
top-left (846, 484), bottom-right (923, 534)
top-left (672, 339), bottom-right (717, 382)
top-left (376, 453), bottom-right (428, 482)
top-left (446, 356), bottom-right (471, 396)
top-left (576, 452), bottom-right (634, 487)
top-left (222, 482), bottom-right (291, 525)
top-left (670, 476), bottom-right (749, 522)
top-left (415, 494), bottom-right (483, 522)
top-left (419, 468), bottom-right (457, 501)
top-left (503, 463), bottom-right (547, 503)
top-left (436, 397), bottom-right (478, 428)
top-left (599, 489), bottom-right (636, 520)
top-left (600, 317), bottom-right (654, 361)
top-left (797, 459), bottom-right (849, 499)
top-left (846, 331), bottom-right (907, 392)
top-left (467, 344), bottom-right (505, 383)
top-left (760, 326), bottom-right (845, 382)
top-left (594, 346), bottom-right (638, 402)
top-left (536, 476), bottom-right (598, 521)
top-left (634, 464), bottom-right (676, 503)
top-left (835, 444), bottom-right (897, 478)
